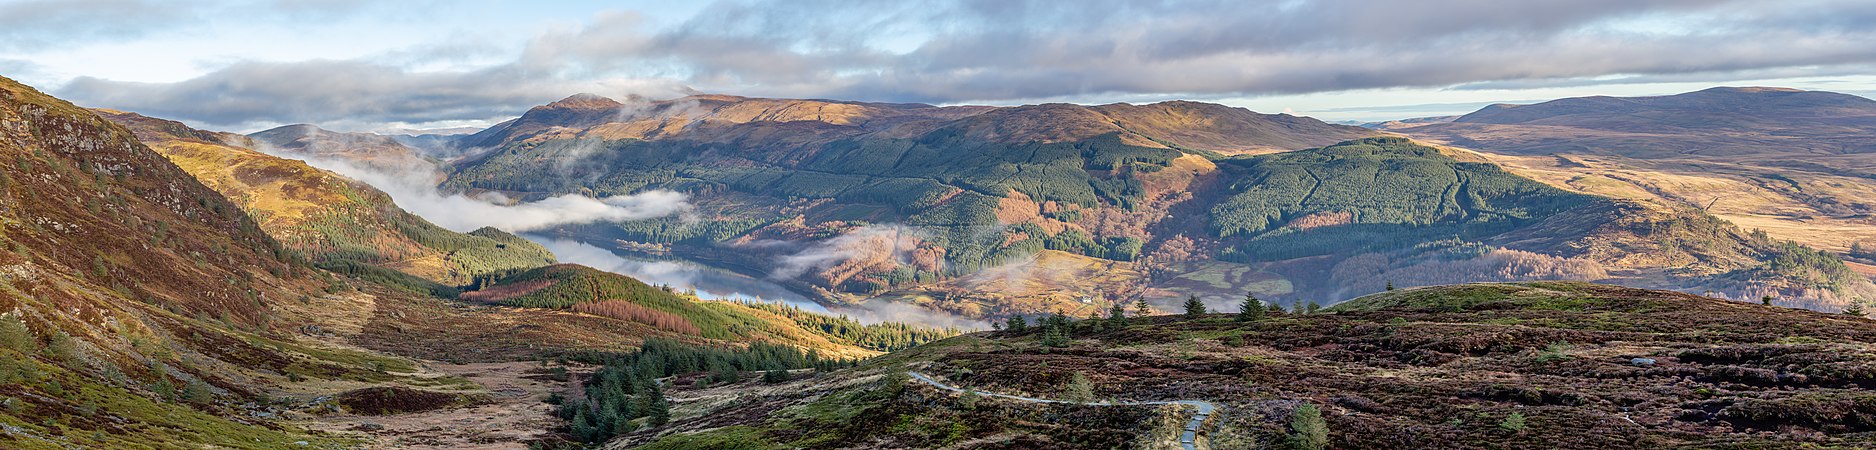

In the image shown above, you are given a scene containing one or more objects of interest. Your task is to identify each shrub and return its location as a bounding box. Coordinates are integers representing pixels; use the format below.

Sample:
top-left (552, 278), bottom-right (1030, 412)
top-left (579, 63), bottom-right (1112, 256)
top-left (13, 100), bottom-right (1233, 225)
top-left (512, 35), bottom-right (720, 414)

top-left (1499, 412), bottom-right (1527, 433)
top-left (182, 381), bottom-right (213, 405)
top-left (0, 316), bottom-right (33, 353)
top-left (43, 331), bottom-right (82, 367)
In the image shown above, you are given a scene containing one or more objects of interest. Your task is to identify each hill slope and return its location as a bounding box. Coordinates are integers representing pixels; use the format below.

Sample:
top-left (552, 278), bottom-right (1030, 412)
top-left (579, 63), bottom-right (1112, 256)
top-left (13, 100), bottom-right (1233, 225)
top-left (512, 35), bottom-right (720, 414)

top-left (0, 75), bottom-right (457, 448)
top-left (249, 123), bottom-right (434, 173)
top-left (615, 282), bottom-right (1876, 449)
top-left (100, 111), bottom-right (555, 287)
top-left (1385, 87), bottom-right (1876, 255)
top-left (1190, 137), bottom-right (1872, 310)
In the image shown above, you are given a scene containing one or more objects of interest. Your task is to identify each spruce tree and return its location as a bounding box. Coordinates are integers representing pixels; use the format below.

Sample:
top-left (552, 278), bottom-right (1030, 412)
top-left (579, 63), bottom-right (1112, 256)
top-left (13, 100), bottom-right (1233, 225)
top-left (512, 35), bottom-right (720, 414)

top-left (570, 408), bottom-right (597, 441)
top-left (1040, 325), bottom-right (1069, 347)
top-left (1183, 295), bottom-right (1207, 317)
top-left (646, 384), bottom-right (671, 426)
top-left (1237, 292), bottom-right (1265, 322)
top-left (1134, 298), bottom-right (1151, 317)
top-left (1846, 303), bottom-right (1867, 317)
top-left (1305, 301), bottom-right (1321, 315)
top-left (1005, 315), bottom-right (1028, 332)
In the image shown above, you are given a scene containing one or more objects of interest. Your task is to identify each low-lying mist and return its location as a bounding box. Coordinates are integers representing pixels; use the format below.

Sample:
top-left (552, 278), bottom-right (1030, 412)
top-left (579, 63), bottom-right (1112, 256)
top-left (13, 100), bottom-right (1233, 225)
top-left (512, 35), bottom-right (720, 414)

top-left (535, 235), bottom-right (986, 329)
top-left (250, 144), bottom-right (692, 232)
top-left (251, 140), bottom-right (985, 330)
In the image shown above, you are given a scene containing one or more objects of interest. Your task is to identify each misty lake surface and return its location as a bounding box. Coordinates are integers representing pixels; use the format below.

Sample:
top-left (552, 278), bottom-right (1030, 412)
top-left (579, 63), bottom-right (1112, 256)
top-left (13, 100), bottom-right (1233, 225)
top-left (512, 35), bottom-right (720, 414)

top-left (521, 234), bottom-right (834, 315)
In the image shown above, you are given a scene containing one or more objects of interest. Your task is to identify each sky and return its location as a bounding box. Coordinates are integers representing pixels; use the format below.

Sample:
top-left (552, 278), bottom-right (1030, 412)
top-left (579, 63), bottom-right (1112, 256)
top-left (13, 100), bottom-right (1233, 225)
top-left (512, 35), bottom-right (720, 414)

top-left (4, 0), bottom-right (1876, 132)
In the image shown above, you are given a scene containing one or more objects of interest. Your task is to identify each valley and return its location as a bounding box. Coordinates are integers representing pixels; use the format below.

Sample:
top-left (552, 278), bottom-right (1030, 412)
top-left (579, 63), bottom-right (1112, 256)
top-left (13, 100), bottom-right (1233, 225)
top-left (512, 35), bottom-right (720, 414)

top-left (4, 18), bottom-right (1876, 448)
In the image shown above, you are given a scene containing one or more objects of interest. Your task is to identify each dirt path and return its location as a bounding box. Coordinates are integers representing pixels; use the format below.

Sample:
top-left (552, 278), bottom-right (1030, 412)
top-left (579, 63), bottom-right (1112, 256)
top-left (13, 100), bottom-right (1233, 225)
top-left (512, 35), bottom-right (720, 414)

top-left (301, 362), bottom-right (570, 449)
top-left (907, 371), bottom-right (1215, 450)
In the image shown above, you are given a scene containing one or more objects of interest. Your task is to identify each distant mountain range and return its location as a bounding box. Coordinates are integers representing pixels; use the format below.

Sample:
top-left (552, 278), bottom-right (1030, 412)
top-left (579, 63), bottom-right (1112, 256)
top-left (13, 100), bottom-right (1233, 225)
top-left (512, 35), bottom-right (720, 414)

top-left (254, 90), bottom-right (1863, 315)
top-left (1395, 86), bottom-right (1876, 156)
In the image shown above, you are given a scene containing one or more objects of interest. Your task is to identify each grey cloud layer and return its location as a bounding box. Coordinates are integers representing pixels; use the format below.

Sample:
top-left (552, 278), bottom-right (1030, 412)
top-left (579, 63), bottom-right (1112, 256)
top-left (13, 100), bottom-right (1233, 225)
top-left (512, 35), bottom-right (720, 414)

top-left (49, 0), bottom-right (1876, 129)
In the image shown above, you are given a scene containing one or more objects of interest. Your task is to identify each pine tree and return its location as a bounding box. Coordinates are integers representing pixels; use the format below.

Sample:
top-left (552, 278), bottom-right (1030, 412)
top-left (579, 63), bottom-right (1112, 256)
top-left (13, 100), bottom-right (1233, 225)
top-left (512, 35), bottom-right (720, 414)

top-left (1305, 301), bottom-right (1321, 315)
top-left (1845, 303), bottom-right (1867, 317)
top-left (0, 315), bottom-right (33, 353)
top-left (1063, 372), bottom-right (1094, 402)
top-left (1006, 315), bottom-right (1028, 332)
top-left (1385, 281), bottom-right (1395, 291)
top-left (1237, 292), bottom-right (1265, 322)
top-left (1762, 295), bottom-right (1775, 306)
top-left (1183, 295), bottom-right (1207, 317)
top-left (1288, 403), bottom-right (1328, 450)
top-left (1135, 298), bottom-right (1151, 317)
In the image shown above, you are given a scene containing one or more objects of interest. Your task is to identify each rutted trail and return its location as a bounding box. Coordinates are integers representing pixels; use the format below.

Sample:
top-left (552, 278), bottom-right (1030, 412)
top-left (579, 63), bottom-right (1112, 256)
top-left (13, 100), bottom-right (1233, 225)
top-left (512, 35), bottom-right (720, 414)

top-left (906, 371), bottom-right (1215, 450)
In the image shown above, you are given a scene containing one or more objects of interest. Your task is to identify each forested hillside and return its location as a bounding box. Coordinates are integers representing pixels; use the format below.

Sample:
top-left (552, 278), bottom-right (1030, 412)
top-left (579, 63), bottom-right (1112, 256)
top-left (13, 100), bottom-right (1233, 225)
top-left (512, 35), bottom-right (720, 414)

top-left (1208, 136), bottom-right (1596, 260)
top-left (434, 94), bottom-right (1872, 315)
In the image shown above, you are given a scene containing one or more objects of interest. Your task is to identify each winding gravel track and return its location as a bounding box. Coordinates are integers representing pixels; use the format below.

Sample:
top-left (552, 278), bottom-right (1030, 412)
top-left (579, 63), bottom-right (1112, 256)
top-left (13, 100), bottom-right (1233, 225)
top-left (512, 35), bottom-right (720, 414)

top-left (906, 371), bottom-right (1215, 450)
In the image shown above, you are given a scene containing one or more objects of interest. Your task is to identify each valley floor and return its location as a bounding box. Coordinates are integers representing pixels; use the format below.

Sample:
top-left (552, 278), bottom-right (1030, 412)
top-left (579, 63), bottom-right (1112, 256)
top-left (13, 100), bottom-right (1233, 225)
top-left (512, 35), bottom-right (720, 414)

top-left (299, 361), bottom-right (575, 449)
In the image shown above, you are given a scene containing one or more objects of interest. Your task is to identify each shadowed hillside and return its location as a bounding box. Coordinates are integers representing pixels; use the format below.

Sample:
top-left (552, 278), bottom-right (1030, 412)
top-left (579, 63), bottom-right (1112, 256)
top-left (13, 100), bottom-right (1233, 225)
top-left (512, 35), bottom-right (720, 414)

top-left (0, 74), bottom-right (448, 449)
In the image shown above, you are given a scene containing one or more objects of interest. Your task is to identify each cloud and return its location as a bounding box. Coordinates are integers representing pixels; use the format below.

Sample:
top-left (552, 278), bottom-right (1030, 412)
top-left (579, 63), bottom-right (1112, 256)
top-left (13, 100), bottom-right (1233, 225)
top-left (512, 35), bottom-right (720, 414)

top-left (59, 60), bottom-right (693, 132)
top-left (0, 0), bottom-right (392, 51)
top-left (48, 0), bottom-right (1876, 129)
top-left (0, 0), bottom-right (185, 50)
top-left (770, 224), bottom-right (925, 280)
top-left (247, 142), bottom-right (692, 232)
